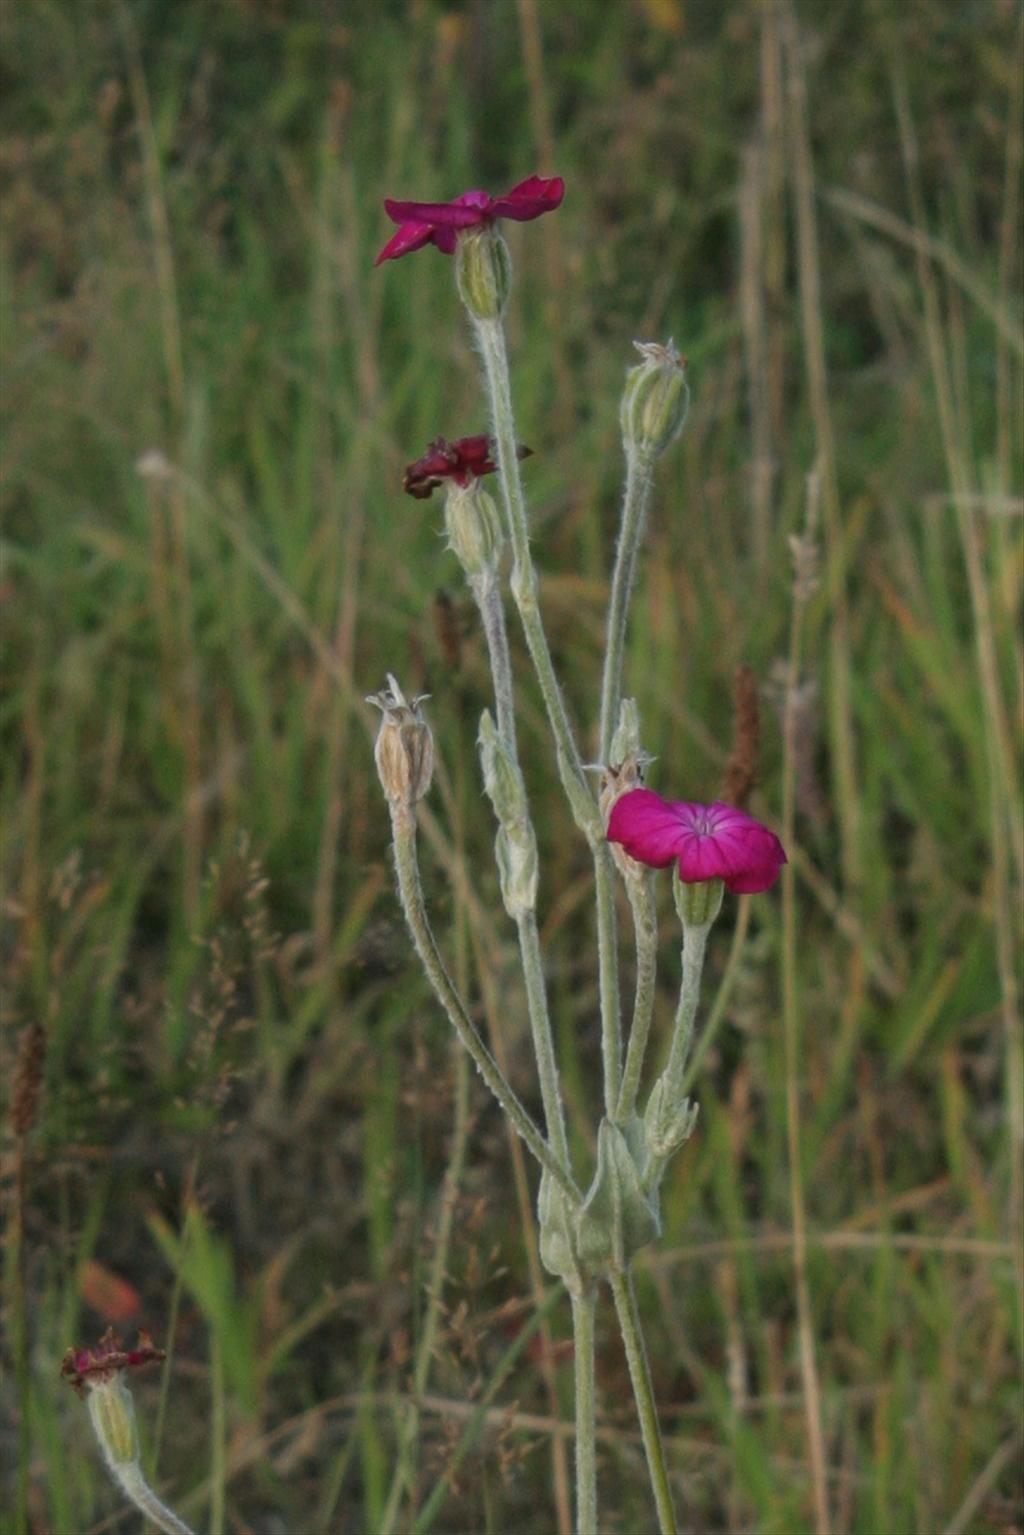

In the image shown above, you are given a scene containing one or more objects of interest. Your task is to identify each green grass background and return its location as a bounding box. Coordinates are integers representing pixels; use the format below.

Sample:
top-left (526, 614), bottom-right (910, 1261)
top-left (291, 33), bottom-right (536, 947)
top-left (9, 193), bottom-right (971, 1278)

top-left (2, 0), bottom-right (1022, 1531)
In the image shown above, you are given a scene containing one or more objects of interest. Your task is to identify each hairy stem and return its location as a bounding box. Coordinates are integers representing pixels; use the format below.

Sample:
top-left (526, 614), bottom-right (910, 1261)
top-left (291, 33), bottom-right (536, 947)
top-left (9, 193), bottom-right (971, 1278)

top-left (663, 923), bottom-right (709, 1090)
top-left (643, 899), bottom-right (751, 1194)
top-left (389, 803), bottom-right (579, 1203)
top-left (609, 1270), bottom-right (678, 1534)
top-left (571, 1290), bottom-right (598, 1535)
top-left (615, 874), bottom-right (658, 1124)
top-left (115, 1465), bottom-right (195, 1535)
top-left (599, 447), bottom-right (655, 761)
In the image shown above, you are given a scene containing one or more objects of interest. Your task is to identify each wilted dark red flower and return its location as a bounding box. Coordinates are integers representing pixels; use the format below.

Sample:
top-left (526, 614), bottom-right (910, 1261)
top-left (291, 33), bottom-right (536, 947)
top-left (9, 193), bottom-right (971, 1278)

top-left (403, 435), bottom-right (532, 500)
top-left (608, 789), bottom-right (786, 895)
top-left (61, 1327), bottom-right (165, 1397)
top-left (375, 175), bottom-right (564, 265)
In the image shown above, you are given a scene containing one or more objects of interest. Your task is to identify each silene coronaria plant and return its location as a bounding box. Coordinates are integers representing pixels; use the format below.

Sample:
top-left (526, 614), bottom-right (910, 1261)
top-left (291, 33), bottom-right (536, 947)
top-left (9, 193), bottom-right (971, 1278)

top-left (367, 173), bottom-right (787, 1534)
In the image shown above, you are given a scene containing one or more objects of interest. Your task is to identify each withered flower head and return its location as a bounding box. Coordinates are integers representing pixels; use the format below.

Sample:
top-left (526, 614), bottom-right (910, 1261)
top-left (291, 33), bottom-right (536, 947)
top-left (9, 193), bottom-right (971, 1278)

top-left (61, 1328), bottom-right (165, 1399)
top-left (403, 435), bottom-right (532, 500)
top-left (366, 673), bottom-right (435, 808)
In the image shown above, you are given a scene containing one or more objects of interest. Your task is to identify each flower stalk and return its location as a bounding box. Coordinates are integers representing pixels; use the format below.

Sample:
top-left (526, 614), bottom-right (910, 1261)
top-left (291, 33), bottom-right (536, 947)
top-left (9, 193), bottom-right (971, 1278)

top-left (387, 793), bottom-right (579, 1204)
top-left (610, 1271), bottom-right (678, 1535)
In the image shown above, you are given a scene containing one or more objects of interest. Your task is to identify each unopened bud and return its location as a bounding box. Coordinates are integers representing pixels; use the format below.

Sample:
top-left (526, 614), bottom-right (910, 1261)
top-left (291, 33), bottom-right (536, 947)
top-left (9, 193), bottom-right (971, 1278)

top-left (367, 674), bottom-right (434, 808)
top-left (456, 227), bottom-right (512, 320)
top-left (620, 339), bottom-right (689, 462)
top-left (494, 823), bottom-right (539, 917)
top-left (644, 1077), bottom-right (700, 1165)
top-left (672, 867), bottom-right (723, 929)
top-left (479, 710), bottom-right (538, 916)
top-left (445, 480), bottom-right (504, 579)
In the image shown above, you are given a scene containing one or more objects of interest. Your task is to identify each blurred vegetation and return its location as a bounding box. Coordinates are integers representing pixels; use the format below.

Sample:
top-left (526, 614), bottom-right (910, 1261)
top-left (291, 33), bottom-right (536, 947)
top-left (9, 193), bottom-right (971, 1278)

top-left (2, 0), bottom-right (1022, 1531)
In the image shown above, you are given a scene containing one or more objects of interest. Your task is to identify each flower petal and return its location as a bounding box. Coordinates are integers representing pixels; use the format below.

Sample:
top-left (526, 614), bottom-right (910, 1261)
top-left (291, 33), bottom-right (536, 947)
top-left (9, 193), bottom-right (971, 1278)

top-left (677, 803), bottom-right (786, 894)
top-left (431, 224), bottom-right (460, 255)
top-left (383, 192), bottom-right (491, 227)
top-left (374, 221), bottom-right (436, 266)
top-left (607, 788), bottom-right (689, 867)
top-left (491, 175), bottom-right (565, 221)
top-left (608, 790), bottom-right (786, 894)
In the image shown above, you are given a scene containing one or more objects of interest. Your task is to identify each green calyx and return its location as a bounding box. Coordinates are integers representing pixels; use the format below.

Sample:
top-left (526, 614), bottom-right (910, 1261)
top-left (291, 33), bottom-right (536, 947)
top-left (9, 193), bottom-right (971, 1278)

top-left (444, 480), bottom-right (504, 578)
top-left (620, 339), bottom-right (689, 462)
top-left (672, 870), bottom-right (724, 929)
top-left (456, 227), bottom-right (512, 320)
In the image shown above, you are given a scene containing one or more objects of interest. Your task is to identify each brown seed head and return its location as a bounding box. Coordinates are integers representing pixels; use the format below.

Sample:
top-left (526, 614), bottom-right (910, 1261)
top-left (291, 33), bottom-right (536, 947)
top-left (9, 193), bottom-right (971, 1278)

top-left (366, 674), bottom-right (435, 809)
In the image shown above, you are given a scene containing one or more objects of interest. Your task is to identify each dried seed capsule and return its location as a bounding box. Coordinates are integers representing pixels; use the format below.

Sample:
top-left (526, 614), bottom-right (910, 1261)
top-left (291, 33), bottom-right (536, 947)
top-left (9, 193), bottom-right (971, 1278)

top-left (366, 675), bottom-right (435, 809)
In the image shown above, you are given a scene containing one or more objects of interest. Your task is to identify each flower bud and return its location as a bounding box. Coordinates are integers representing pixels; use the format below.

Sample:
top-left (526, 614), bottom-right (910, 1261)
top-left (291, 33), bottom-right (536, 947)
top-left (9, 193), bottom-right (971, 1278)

top-left (478, 711), bottom-right (524, 822)
top-left (620, 339), bottom-right (689, 462)
top-left (644, 1076), bottom-right (700, 1167)
top-left (577, 1119), bottom-right (660, 1273)
top-left (479, 710), bottom-right (538, 917)
top-left (444, 480), bottom-right (504, 579)
top-left (672, 867), bottom-right (724, 929)
top-left (494, 824), bottom-right (539, 918)
top-left (456, 227), bottom-right (512, 320)
top-left (366, 674), bottom-right (434, 809)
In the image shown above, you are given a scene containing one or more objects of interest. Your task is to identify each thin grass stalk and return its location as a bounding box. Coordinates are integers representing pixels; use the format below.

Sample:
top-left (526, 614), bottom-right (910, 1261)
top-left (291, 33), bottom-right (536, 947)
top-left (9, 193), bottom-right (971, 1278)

top-left (118, 1), bottom-right (202, 926)
top-left (379, 731), bottom-right (475, 1533)
top-left (11, 1139), bottom-right (30, 1535)
top-left (608, 1270), bottom-right (678, 1535)
top-left (411, 1287), bottom-right (563, 1535)
top-left (781, 473), bottom-right (831, 1534)
top-left (781, 0), bottom-right (860, 898)
top-left (208, 1332), bottom-right (226, 1535)
top-left (152, 1154), bottom-right (200, 1475)
top-left (379, 1044), bottom-right (471, 1534)
top-left (890, 61), bottom-right (1024, 1299)
top-left (312, 117), bottom-right (374, 964)
top-left (513, 0), bottom-right (574, 432)
top-left (739, 138), bottom-right (774, 575)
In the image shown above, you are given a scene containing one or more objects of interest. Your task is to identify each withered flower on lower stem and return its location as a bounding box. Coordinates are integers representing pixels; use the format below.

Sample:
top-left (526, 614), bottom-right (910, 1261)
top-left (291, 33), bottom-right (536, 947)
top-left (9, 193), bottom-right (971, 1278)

top-left (61, 1327), bottom-right (165, 1398)
top-left (403, 434), bottom-right (532, 500)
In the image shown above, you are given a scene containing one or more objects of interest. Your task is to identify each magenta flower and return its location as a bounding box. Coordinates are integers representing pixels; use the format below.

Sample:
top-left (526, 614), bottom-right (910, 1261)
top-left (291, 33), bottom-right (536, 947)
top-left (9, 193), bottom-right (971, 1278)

top-left (403, 434), bottom-right (532, 499)
top-left (607, 788), bottom-right (786, 895)
top-left (375, 174), bottom-right (565, 265)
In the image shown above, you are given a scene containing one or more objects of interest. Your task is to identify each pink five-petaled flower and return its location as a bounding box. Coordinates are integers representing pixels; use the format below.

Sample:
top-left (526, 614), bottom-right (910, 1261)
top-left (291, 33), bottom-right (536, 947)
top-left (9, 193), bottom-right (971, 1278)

top-left (375, 175), bottom-right (565, 265)
top-left (61, 1327), bottom-right (166, 1398)
top-left (403, 435), bottom-right (532, 500)
top-left (607, 788), bottom-right (786, 895)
